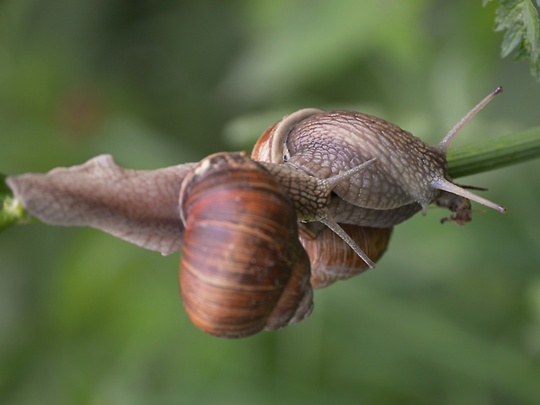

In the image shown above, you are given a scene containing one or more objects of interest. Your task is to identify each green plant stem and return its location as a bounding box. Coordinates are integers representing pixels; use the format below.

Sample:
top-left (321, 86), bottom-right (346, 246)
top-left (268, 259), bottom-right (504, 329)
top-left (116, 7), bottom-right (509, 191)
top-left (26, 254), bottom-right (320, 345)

top-left (447, 126), bottom-right (540, 178)
top-left (1, 174), bottom-right (32, 231)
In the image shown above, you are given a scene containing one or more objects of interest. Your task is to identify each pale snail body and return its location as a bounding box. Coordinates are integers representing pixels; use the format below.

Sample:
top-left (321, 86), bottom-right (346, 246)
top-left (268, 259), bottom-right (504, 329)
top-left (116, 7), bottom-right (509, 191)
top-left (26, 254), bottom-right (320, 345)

top-left (252, 110), bottom-right (401, 287)
top-left (252, 88), bottom-right (506, 288)
top-left (254, 106), bottom-right (505, 223)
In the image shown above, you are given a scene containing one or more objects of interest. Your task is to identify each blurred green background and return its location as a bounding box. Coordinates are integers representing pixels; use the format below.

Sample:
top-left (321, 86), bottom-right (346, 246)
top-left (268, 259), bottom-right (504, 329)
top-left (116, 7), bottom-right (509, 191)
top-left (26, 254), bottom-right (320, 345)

top-left (1, 1), bottom-right (540, 404)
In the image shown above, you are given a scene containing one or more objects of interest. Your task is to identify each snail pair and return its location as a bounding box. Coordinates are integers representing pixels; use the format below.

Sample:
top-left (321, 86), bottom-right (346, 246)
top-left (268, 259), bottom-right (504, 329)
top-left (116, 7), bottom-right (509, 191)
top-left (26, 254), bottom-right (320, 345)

top-left (6, 88), bottom-right (505, 338)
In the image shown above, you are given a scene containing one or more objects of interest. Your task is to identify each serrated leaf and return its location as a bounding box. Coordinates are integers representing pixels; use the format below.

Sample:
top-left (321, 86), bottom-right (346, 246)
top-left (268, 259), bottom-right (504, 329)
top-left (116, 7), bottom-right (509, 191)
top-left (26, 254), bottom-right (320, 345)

top-left (501, 24), bottom-right (526, 56)
top-left (523, 0), bottom-right (540, 59)
top-left (495, 1), bottom-right (524, 31)
top-left (487, 0), bottom-right (540, 80)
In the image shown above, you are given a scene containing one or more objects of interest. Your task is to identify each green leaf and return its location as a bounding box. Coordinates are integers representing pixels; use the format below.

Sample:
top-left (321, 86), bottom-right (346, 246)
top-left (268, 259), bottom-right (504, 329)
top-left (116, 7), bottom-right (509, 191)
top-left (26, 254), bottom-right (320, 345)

top-left (524, 0), bottom-right (540, 59)
top-left (486, 0), bottom-right (540, 80)
top-left (501, 24), bottom-right (526, 57)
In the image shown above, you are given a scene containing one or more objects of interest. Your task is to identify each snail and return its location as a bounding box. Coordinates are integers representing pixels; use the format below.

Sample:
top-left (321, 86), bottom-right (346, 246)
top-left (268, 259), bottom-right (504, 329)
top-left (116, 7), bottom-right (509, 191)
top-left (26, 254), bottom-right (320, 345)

top-left (177, 151), bottom-right (378, 337)
top-left (252, 87), bottom-right (506, 287)
top-left (4, 149), bottom-right (379, 338)
top-left (5, 88), bottom-right (507, 337)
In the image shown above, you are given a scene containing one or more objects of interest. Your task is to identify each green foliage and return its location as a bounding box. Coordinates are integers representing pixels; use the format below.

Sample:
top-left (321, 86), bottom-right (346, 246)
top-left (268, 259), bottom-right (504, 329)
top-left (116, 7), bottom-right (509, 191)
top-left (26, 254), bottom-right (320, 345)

top-left (484, 0), bottom-right (540, 79)
top-left (0, 174), bottom-right (15, 231)
top-left (0, 175), bottom-right (32, 231)
top-left (0, 174), bottom-right (9, 197)
top-left (1, 1), bottom-right (540, 404)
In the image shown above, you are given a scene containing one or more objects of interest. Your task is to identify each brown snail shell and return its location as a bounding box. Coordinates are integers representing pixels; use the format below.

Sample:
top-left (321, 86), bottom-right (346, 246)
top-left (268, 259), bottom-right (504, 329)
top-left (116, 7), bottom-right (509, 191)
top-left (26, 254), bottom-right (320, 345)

top-left (178, 152), bottom-right (313, 338)
top-left (300, 224), bottom-right (392, 288)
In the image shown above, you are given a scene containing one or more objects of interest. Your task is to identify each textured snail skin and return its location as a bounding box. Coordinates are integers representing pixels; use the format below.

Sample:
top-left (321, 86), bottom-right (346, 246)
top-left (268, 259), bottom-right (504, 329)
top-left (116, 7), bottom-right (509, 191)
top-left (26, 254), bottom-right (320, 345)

top-left (252, 98), bottom-right (506, 285)
top-left (252, 109), bottom-right (427, 230)
top-left (284, 111), bottom-right (447, 212)
top-left (254, 107), bottom-right (505, 227)
top-left (326, 196), bottom-right (421, 228)
top-left (178, 152), bottom-right (313, 338)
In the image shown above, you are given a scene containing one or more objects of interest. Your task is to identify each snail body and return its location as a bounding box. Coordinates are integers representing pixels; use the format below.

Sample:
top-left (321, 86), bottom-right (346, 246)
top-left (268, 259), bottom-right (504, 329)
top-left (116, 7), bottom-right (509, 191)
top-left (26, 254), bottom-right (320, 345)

top-left (254, 89), bottom-right (506, 221)
top-left (252, 87), bottom-right (506, 287)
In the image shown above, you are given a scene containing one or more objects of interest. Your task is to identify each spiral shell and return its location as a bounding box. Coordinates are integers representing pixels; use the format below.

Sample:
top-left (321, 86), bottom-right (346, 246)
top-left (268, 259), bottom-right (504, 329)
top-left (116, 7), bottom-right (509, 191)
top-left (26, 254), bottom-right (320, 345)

top-left (300, 224), bottom-right (392, 288)
top-left (178, 152), bottom-right (313, 338)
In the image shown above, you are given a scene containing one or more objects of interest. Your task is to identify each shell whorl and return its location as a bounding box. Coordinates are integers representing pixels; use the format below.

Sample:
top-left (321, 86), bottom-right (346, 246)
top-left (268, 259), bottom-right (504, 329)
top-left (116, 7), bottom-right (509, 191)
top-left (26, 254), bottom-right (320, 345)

top-left (178, 152), bottom-right (313, 338)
